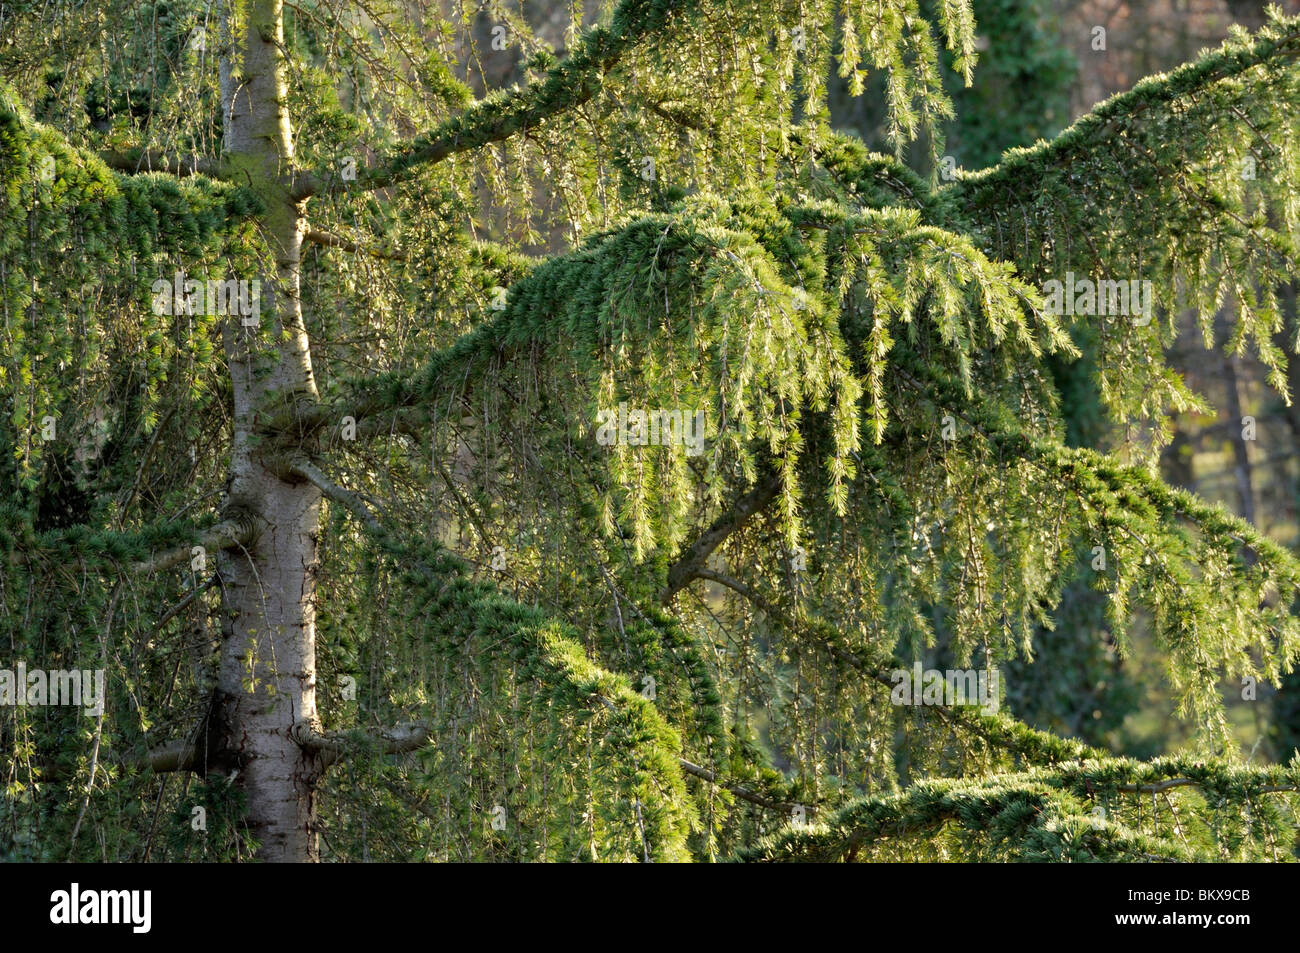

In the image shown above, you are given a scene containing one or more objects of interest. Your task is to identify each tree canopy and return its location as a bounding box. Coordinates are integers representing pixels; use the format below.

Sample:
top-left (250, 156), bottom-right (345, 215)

top-left (2, 0), bottom-right (1300, 862)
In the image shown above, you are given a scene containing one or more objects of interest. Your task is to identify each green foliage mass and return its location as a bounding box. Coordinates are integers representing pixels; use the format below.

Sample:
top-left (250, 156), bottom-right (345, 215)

top-left (3, 0), bottom-right (1300, 862)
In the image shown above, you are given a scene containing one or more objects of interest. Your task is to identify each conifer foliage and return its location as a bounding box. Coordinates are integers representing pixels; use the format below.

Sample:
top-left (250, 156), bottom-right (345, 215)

top-left (2, 0), bottom-right (1300, 862)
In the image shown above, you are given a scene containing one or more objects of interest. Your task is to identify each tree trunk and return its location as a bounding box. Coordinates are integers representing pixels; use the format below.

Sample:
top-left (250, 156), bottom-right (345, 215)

top-left (1223, 351), bottom-right (1257, 528)
top-left (215, 0), bottom-right (323, 862)
top-left (1217, 307), bottom-right (1257, 533)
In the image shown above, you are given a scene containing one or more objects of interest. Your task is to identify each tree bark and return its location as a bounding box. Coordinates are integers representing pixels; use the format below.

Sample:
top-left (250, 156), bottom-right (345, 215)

top-left (1218, 310), bottom-right (1257, 536)
top-left (216, 0), bottom-right (324, 862)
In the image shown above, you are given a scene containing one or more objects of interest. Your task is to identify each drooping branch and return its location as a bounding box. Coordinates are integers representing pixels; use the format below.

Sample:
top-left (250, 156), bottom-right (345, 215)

top-left (739, 756), bottom-right (1300, 862)
top-left (702, 572), bottom-right (1103, 767)
top-left (945, 13), bottom-right (1300, 211)
top-left (883, 344), bottom-right (1300, 732)
top-left (736, 775), bottom-right (1206, 863)
top-left (939, 11), bottom-right (1300, 285)
top-left (365, 533), bottom-right (697, 857)
top-left (891, 345), bottom-right (1300, 586)
top-left (300, 205), bottom-right (849, 494)
top-left (664, 504), bottom-right (1104, 767)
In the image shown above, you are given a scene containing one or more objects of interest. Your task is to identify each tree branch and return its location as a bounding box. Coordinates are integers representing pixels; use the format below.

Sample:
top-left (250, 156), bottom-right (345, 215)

top-left (142, 740), bottom-right (198, 773)
top-left (292, 0), bottom-right (695, 197)
top-left (288, 458), bottom-right (384, 534)
top-left (304, 227), bottom-right (408, 261)
top-left (99, 147), bottom-right (218, 178)
top-left (678, 759), bottom-right (806, 815)
top-left (942, 13), bottom-right (1300, 255)
top-left (130, 516), bottom-right (258, 575)
top-left (1114, 777), bottom-right (1300, 795)
top-left (683, 557), bottom-right (1105, 765)
top-left (660, 474), bottom-right (783, 604)
top-left (145, 574), bottom-right (219, 639)
top-left (290, 720), bottom-right (431, 767)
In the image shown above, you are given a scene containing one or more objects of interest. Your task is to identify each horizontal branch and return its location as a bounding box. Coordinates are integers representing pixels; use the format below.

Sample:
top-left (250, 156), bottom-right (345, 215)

top-left (141, 718), bottom-right (441, 776)
top-left (99, 147), bottom-right (218, 178)
top-left (738, 781), bottom-right (1203, 863)
top-left (290, 720), bottom-right (431, 768)
top-left (304, 227), bottom-right (408, 261)
top-left (142, 740), bottom-right (197, 774)
top-left (129, 516), bottom-right (258, 575)
top-left (1113, 777), bottom-right (1300, 795)
top-left (738, 748), bottom-right (1300, 861)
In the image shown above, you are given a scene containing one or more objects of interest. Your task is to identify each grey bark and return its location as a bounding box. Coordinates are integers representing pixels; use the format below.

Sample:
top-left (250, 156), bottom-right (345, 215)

top-left (215, 0), bottom-right (324, 862)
